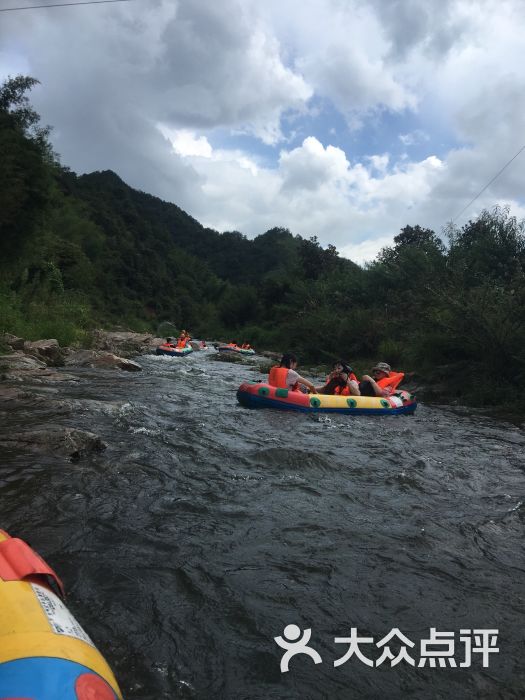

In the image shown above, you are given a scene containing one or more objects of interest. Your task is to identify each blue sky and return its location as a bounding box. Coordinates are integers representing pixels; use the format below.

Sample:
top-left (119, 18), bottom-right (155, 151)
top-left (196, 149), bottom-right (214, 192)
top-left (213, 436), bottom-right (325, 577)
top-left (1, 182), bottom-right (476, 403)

top-left (1, 0), bottom-right (524, 263)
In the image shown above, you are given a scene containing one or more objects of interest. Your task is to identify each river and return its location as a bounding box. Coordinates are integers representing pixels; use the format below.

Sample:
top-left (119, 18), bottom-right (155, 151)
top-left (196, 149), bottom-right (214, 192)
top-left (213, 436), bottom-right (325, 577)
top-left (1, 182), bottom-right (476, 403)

top-left (1, 349), bottom-right (524, 699)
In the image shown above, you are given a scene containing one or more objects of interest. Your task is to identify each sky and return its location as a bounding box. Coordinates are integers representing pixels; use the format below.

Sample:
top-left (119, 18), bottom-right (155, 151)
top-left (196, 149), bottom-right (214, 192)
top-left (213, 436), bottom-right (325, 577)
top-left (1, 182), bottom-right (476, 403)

top-left (1, 0), bottom-right (525, 263)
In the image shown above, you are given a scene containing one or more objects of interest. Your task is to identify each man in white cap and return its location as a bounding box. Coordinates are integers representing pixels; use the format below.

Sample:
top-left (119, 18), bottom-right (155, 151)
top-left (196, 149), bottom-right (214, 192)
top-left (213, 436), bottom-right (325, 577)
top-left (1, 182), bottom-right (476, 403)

top-left (359, 362), bottom-right (404, 397)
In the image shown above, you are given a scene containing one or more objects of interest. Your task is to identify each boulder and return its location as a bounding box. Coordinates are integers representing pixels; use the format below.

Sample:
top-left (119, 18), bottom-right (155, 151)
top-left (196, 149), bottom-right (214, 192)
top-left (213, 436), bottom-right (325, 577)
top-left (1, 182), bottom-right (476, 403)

top-left (65, 349), bottom-right (142, 371)
top-left (259, 350), bottom-right (281, 361)
top-left (212, 352), bottom-right (244, 363)
top-left (0, 425), bottom-right (106, 460)
top-left (91, 330), bottom-right (163, 357)
top-left (0, 353), bottom-right (46, 370)
top-left (23, 339), bottom-right (65, 366)
top-left (0, 368), bottom-right (79, 384)
top-left (1, 333), bottom-right (25, 351)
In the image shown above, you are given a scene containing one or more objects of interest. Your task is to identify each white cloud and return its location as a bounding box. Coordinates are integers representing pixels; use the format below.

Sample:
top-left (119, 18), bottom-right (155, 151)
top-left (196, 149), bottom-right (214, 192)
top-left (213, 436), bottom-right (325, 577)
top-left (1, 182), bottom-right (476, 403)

top-left (159, 127), bottom-right (213, 158)
top-left (279, 137), bottom-right (350, 191)
top-left (399, 130), bottom-right (430, 146)
top-left (2, 0), bottom-right (525, 263)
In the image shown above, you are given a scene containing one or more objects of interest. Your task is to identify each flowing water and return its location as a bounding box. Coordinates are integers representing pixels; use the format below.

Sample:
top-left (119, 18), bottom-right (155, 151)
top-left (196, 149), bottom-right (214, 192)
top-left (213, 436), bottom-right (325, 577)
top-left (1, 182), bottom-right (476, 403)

top-left (1, 350), bottom-right (524, 699)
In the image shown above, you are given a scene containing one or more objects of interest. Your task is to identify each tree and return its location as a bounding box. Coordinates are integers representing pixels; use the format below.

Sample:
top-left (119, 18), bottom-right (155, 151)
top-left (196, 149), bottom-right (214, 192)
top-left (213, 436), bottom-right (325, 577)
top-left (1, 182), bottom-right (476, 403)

top-left (0, 76), bottom-right (54, 261)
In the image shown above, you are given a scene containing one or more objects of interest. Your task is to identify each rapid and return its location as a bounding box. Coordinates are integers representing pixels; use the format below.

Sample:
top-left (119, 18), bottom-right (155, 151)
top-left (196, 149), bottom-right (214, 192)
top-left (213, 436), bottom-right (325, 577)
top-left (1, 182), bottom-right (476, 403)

top-left (1, 349), bottom-right (524, 699)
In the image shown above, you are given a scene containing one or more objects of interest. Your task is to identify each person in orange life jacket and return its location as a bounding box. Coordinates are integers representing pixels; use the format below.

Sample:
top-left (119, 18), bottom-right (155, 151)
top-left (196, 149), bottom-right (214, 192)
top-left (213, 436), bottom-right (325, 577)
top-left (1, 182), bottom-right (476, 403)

top-left (316, 361), bottom-right (360, 395)
top-left (359, 362), bottom-right (404, 397)
top-left (269, 353), bottom-right (317, 393)
top-left (176, 330), bottom-right (189, 348)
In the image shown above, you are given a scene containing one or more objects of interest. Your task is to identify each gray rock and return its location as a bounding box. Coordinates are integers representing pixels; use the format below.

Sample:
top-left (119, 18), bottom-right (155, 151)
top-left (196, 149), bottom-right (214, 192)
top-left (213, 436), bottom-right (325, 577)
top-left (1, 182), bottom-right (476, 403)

top-left (0, 425), bottom-right (106, 460)
top-left (23, 339), bottom-right (65, 367)
top-left (65, 349), bottom-right (142, 371)
top-left (1, 368), bottom-right (79, 384)
top-left (91, 330), bottom-right (163, 358)
top-left (1, 333), bottom-right (25, 350)
top-left (0, 353), bottom-right (47, 370)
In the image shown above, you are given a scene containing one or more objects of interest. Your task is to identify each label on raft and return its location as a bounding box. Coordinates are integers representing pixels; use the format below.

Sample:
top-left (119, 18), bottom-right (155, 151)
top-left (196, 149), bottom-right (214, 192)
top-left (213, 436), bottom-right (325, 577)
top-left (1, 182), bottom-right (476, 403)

top-left (32, 582), bottom-right (95, 647)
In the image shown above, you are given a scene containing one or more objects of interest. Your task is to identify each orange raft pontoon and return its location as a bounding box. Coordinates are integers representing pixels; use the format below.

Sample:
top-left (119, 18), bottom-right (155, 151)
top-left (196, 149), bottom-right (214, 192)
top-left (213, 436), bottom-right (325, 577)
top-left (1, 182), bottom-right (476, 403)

top-left (0, 530), bottom-right (122, 699)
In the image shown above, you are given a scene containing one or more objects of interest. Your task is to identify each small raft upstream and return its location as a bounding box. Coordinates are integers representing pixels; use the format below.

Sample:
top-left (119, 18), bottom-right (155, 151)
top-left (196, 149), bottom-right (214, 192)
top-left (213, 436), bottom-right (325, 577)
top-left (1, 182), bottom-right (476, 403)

top-left (237, 382), bottom-right (417, 414)
top-left (218, 345), bottom-right (255, 356)
top-left (156, 344), bottom-right (193, 357)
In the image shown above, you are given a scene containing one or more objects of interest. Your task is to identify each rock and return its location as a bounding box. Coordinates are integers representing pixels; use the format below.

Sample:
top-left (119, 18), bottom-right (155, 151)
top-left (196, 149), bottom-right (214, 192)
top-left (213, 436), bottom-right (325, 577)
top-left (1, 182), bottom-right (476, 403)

top-left (65, 349), bottom-right (142, 371)
top-left (90, 330), bottom-right (163, 358)
top-left (0, 353), bottom-right (47, 370)
top-left (259, 350), bottom-right (281, 361)
top-left (0, 368), bottom-right (80, 384)
top-left (23, 339), bottom-right (65, 367)
top-left (0, 426), bottom-right (106, 460)
top-left (1, 333), bottom-right (25, 351)
top-left (189, 341), bottom-right (201, 351)
top-left (0, 386), bottom-right (40, 405)
top-left (213, 352), bottom-right (244, 363)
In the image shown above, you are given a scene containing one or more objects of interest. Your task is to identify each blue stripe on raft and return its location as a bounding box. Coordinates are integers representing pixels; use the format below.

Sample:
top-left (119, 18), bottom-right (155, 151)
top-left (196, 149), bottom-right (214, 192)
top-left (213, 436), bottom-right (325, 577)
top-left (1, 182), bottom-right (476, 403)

top-left (236, 391), bottom-right (417, 415)
top-left (0, 657), bottom-right (118, 699)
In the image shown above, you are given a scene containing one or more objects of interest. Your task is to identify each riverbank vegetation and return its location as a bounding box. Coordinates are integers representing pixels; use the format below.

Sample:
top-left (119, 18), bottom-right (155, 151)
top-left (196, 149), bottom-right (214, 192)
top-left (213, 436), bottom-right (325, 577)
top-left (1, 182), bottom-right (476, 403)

top-left (2, 76), bottom-right (525, 407)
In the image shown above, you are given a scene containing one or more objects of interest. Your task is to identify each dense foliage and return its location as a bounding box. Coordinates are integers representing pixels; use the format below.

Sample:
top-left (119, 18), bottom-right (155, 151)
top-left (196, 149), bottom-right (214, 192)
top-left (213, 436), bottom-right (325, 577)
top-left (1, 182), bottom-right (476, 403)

top-left (1, 76), bottom-right (525, 406)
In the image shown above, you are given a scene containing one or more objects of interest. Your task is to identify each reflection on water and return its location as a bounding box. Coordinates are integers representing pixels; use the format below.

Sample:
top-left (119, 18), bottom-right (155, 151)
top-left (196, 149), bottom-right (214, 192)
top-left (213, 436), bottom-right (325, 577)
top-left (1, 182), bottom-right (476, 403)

top-left (1, 351), bottom-right (524, 699)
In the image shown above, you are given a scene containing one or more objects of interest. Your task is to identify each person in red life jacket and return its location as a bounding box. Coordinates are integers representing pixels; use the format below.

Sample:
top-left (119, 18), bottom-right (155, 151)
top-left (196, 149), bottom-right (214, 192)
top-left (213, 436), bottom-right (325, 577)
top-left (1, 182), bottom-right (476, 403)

top-left (268, 353), bottom-right (317, 393)
top-left (316, 361), bottom-right (360, 395)
top-left (359, 362), bottom-right (404, 397)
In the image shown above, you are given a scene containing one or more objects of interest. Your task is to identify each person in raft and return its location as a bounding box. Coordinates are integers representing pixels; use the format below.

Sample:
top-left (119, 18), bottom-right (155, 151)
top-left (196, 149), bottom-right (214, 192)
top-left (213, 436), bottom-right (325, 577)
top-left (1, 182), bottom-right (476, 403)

top-left (176, 331), bottom-right (190, 348)
top-left (359, 362), bottom-right (404, 397)
top-left (316, 361), bottom-right (360, 395)
top-left (269, 353), bottom-right (317, 393)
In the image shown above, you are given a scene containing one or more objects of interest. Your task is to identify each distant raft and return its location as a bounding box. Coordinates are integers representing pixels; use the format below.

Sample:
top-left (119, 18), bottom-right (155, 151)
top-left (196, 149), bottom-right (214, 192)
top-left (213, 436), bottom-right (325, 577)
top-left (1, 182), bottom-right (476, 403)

top-left (156, 343), bottom-right (193, 357)
top-left (0, 529), bottom-right (122, 699)
top-left (237, 382), bottom-right (417, 415)
top-left (218, 345), bottom-right (255, 356)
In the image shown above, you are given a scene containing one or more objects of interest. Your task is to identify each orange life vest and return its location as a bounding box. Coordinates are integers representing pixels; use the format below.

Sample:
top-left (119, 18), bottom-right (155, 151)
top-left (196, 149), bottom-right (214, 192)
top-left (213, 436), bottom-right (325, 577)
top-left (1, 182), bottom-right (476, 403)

top-left (334, 372), bottom-right (358, 395)
top-left (268, 366), bottom-right (298, 391)
top-left (376, 372), bottom-right (404, 391)
top-left (176, 338), bottom-right (188, 348)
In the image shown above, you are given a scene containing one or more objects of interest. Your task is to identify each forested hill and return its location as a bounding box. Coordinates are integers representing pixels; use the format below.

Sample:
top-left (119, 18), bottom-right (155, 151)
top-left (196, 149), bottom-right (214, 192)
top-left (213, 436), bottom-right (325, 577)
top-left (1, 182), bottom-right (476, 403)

top-left (2, 76), bottom-right (525, 407)
top-left (68, 168), bottom-right (359, 286)
top-left (53, 165), bottom-right (359, 333)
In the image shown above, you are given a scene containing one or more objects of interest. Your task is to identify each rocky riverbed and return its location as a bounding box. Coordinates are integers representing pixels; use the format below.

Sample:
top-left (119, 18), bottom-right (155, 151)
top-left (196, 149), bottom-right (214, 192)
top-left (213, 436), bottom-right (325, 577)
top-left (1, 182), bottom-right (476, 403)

top-left (0, 330), bottom-right (163, 458)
